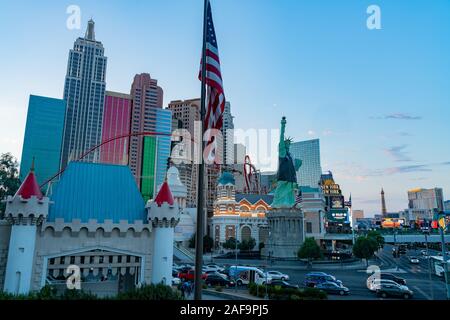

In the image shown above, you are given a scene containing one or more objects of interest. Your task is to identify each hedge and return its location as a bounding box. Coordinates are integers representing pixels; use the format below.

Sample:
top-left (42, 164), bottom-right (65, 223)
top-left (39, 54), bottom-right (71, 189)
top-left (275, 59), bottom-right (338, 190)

top-left (248, 283), bottom-right (327, 300)
top-left (0, 283), bottom-right (183, 300)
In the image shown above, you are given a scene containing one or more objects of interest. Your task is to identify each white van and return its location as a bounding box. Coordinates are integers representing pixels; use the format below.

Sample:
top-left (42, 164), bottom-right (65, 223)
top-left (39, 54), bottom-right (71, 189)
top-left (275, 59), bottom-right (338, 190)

top-left (229, 266), bottom-right (272, 286)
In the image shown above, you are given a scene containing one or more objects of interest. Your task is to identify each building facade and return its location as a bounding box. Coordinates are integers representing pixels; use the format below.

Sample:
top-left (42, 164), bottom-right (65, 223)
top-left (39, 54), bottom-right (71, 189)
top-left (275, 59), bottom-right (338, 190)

top-left (290, 139), bottom-right (322, 188)
top-left (61, 20), bottom-right (107, 168)
top-left (168, 99), bottom-right (200, 208)
top-left (445, 200), bottom-right (450, 212)
top-left (352, 209), bottom-right (364, 227)
top-left (20, 95), bottom-right (66, 186)
top-left (129, 73), bottom-right (171, 195)
top-left (222, 101), bottom-right (234, 165)
top-left (0, 162), bottom-right (179, 296)
top-left (100, 91), bottom-right (132, 165)
top-left (211, 172), bottom-right (271, 249)
top-left (298, 186), bottom-right (326, 240)
top-left (408, 188), bottom-right (444, 211)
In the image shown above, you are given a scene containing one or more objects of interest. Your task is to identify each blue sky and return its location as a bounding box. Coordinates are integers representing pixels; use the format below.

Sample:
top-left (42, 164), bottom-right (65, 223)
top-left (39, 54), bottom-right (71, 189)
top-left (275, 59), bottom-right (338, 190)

top-left (0, 0), bottom-right (449, 216)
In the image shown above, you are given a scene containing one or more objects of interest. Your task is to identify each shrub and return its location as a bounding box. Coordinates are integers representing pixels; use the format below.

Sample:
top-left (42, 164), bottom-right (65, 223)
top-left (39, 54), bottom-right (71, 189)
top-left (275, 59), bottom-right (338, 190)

top-left (247, 283), bottom-right (327, 300)
top-left (115, 283), bottom-right (183, 300)
top-left (0, 283), bottom-right (185, 301)
top-left (214, 285), bottom-right (223, 292)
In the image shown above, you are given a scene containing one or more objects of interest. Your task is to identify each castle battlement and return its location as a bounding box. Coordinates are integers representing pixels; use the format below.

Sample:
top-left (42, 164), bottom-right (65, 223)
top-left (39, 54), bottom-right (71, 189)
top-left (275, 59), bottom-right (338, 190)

top-left (2, 195), bottom-right (50, 225)
top-left (41, 218), bottom-right (152, 236)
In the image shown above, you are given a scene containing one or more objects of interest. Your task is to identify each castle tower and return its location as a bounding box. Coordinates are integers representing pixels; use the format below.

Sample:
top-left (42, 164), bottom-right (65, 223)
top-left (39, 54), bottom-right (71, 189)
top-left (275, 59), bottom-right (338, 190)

top-left (165, 166), bottom-right (187, 210)
top-left (2, 165), bottom-right (50, 294)
top-left (381, 188), bottom-right (387, 217)
top-left (147, 181), bottom-right (180, 285)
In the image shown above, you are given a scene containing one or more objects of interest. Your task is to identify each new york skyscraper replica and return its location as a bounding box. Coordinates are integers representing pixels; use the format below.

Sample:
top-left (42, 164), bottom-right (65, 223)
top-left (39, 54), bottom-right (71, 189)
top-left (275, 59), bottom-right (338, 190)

top-left (265, 117), bottom-right (305, 258)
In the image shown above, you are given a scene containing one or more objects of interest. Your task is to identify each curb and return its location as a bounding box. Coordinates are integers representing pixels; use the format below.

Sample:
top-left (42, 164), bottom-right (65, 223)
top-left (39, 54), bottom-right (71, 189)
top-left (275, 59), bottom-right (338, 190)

top-left (202, 289), bottom-right (261, 300)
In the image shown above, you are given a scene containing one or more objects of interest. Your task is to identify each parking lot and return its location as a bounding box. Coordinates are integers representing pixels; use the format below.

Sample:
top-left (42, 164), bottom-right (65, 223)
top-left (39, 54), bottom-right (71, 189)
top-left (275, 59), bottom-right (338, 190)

top-left (176, 244), bottom-right (449, 300)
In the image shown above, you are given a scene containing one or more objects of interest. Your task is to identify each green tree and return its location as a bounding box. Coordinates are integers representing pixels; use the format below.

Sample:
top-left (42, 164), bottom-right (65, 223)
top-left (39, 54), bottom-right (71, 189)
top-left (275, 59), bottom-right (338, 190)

top-left (258, 242), bottom-right (265, 252)
top-left (352, 236), bottom-right (378, 266)
top-left (188, 234), bottom-right (196, 248)
top-left (238, 238), bottom-right (256, 252)
top-left (223, 237), bottom-right (238, 250)
top-left (297, 237), bottom-right (322, 267)
top-left (203, 234), bottom-right (214, 253)
top-left (0, 153), bottom-right (21, 214)
top-left (367, 230), bottom-right (385, 250)
top-left (188, 233), bottom-right (214, 253)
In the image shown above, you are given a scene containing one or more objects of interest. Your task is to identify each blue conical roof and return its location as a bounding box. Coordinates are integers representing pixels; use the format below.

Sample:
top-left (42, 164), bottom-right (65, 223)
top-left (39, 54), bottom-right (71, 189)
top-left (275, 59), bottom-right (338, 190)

top-left (218, 172), bottom-right (235, 185)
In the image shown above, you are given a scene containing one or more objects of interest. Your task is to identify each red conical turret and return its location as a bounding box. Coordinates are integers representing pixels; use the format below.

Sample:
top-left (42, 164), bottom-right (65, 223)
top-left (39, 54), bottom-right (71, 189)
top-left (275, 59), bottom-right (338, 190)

top-left (14, 159), bottom-right (43, 200)
top-left (154, 181), bottom-right (174, 206)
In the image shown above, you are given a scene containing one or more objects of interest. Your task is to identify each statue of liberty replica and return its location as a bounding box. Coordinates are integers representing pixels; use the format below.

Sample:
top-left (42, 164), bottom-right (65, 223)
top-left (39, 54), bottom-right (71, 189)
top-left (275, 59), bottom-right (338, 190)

top-left (271, 116), bottom-right (302, 208)
top-left (265, 116), bottom-right (305, 258)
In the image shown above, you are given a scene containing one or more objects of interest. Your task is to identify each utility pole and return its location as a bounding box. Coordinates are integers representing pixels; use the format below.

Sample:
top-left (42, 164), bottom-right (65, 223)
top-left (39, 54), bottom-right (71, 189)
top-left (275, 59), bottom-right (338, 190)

top-left (438, 210), bottom-right (450, 300)
top-left (394, 229), bottom-right (399, 271)
top-left (193, 0), bottom-right (209, 300)
top-left (423, 228), bottom-right (434, 300)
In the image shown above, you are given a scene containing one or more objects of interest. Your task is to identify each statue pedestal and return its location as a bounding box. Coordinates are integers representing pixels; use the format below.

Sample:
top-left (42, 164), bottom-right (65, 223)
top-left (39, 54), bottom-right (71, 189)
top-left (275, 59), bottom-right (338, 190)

top-left (264, 208), bottom-right (304, 259)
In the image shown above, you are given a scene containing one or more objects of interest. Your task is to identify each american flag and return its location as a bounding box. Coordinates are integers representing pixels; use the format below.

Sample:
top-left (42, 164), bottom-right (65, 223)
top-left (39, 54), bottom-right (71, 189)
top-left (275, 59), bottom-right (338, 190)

top-left (199, 0), bottom-right (225, 140)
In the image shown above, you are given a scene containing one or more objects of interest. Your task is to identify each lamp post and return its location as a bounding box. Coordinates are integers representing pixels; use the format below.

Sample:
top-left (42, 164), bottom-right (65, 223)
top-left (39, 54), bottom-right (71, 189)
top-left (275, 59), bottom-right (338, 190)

top-left (423, 227), bottom-right (434, 300)
top-left (393, 228), bottom-right (399, 271)
top-left (235, 214), bottom-right (239, 293)
top-left (438, 210), bottom-right (450, 300)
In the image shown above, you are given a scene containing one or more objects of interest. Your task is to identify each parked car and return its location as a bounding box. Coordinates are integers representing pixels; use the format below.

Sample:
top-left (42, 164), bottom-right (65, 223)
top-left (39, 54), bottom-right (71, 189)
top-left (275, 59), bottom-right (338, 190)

top-left (172, 277), bottom-right (181, 285)
top-left (409, 256), bottom-right (420, 264)
top-left (178, 266), bottom-right (193, 274)
top-left (421, 250), bottom-right (428, 256)
top-left (367, 273), bottom-right (406, 287)
top-left (172, 268), bottom-right (180, 277)
top-left (269, 280), bottom-right (299, 289)
top-left (178, 269), bottom-right (207, 281)
top-left (204, 264), bottom-right (225, 273)
top-left (376, 283), bottom-right (413, 299)
top-left (205, 270), bottom-right (228, 278)
top-left (368, 279), bottom-right (404, 292)
top-left (304, 272), bottom-right (343, 288)
top-left (205, 273), bottom-right (235, 287)
top-left (265, 271), bottom-right (289, 281)
top-left (316, 282), bottom-right (350, 295)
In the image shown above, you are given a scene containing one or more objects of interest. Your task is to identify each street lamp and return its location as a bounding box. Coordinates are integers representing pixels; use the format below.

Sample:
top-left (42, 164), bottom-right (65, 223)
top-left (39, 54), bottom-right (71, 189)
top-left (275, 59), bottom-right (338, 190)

top-left (234, 213), bottom-right (239, 293)
top-left (437, 210), bottom-right (450, 300)
top-left (393, 228), bottom-right (399, 271)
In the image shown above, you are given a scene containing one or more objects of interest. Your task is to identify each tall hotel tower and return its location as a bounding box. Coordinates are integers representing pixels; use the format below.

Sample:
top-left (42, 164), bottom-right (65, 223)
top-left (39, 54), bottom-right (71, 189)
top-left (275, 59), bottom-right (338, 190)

top-left (129, 73), bottom-right (171, 201)
top-left (60, 20), bottom-right (107, 168)
top-left (290, 139), bottom-right (322, 188)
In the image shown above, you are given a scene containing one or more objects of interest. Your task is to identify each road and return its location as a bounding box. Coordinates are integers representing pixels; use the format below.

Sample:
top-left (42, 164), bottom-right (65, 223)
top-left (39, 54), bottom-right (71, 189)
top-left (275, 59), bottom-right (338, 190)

top-left (214, 245), bottom-right (449, 300)
top-left (267, 244), bottom-right (448, 300)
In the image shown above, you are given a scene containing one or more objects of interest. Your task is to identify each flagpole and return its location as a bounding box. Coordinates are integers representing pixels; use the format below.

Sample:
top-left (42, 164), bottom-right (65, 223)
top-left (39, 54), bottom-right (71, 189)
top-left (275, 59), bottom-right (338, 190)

top-left (194, 0), bottom-right (209, 300)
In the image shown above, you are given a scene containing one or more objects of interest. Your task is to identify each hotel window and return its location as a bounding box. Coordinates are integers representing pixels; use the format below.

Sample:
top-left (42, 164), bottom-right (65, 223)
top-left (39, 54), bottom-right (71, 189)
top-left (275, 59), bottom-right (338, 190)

top-left (306, 222), bottom-right (313, 233)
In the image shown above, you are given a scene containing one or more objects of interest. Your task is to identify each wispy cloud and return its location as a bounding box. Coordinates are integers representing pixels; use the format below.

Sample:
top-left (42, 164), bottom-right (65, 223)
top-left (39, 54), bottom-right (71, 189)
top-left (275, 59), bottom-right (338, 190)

top-left (384, 145), bottom-right (412, 162)
top-left (370, 113), bottom-right (422, 120)
top-left (384, 165), bottom-right (432, 175)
